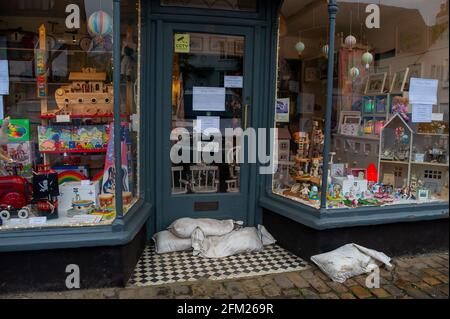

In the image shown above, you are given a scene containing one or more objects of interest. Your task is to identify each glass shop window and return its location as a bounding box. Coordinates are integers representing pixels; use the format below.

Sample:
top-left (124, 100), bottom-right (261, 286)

top-left (274, 0), bottom-right (449, 210)
top-left (0, 0), bottom-right (141, 231)
top-left (328, 0), bottom-right (449, 208)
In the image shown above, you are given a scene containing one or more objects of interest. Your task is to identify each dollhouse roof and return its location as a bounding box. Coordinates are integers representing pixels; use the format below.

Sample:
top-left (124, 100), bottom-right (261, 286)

top-left (382, 113), bottom-right (413, 133)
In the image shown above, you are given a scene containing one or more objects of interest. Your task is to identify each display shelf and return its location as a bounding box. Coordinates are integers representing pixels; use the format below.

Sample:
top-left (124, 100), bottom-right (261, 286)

top-left (40, 149), bottom-right (107, 154)
top-left (415, 132), bottom-right (449, 136)
top-left (40, 114), bottom-right (129, 119)
top-left (380, 160), bottom-right (409, 165)
top-left (411, 162), bottom-right (449, 167)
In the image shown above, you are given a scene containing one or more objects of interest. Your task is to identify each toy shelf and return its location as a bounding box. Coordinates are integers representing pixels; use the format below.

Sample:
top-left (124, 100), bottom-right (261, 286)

top-left (380, 160), bottom-right (409, 165)
top-left (411, 162), bottom-right (449, 167)
top-left (40, 149), bottom-right (107, 154)
top-left (415, 133), bottom-right (449, 136)
top-left (40, 114), bottom-right (129, 119)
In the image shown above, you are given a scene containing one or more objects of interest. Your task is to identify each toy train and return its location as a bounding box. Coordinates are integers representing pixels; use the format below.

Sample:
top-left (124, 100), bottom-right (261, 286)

top-left (0, 175), bottom-right (32, 220)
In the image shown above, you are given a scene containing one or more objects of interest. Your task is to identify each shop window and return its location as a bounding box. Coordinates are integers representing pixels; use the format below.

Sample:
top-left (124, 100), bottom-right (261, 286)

top-left (0, 0), bottom-right (141, 230)
top-left (274, 0), bottom-right (449, 209)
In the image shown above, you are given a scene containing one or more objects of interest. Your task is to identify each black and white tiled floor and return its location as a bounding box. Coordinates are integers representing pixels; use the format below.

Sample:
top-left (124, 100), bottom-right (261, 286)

top-left (128, 245), bottom-right (309, 287)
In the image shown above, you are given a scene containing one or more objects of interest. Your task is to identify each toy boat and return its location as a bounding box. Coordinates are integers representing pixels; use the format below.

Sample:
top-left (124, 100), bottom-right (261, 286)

top-left (49, 68), bottom-right (113, 116)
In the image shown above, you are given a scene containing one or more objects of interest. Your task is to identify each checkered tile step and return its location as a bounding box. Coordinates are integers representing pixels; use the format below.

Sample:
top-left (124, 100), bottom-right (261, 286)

top-left (128, 244), bottom-right (309, 287)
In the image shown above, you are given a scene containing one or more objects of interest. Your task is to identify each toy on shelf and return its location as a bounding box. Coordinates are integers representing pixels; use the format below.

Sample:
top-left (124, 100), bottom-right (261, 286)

top-left (45, 68), bottom-right (113, 116)
top-left (391, 96), bottom-right (409, 122)
top-left (32, 165), bottom-right (60, 219)
top-left (58, 181), bottom-right (100, 214)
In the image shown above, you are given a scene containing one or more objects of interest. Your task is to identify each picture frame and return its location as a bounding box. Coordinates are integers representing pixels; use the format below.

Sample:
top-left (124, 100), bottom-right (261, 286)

top-left (404, 63), bottom-right (423, 91)
top-left (338, 111), bottom-right (361, 136)
top-left (418, 189), bottom-right (430, 201)
top-left (390, 68), bottom-right (409, 93)
top-left (365, 73), bottom-right (387, 94)
top-left (375, 95), bottom-right (387, 113)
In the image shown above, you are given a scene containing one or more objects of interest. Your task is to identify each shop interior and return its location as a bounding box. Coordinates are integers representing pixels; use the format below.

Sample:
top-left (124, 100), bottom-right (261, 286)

top-left (0, 0), bottom-right (140, 230)
top-left (273, 0), bottom-right (449, 209)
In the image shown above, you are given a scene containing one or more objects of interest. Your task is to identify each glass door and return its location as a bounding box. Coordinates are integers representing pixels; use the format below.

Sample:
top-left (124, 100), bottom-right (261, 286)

top-left (159, 23), bottom-right (254, 228)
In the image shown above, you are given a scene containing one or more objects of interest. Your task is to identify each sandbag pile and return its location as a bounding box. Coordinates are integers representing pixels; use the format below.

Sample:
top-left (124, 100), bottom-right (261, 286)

top-left (152, 218), bottom-right (276, 258)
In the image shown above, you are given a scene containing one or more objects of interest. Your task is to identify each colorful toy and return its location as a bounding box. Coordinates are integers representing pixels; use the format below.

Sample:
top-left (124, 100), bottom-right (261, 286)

top-left (0, 119), bottom-right (30, 142)
top-left (392, 96), bottom-right (409, 122)
top-left (88, 11), bottom-right (113, 36)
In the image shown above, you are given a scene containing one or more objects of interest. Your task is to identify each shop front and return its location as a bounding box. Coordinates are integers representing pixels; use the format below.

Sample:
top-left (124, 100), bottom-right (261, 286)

top-left (0, 0), bottom-right (448, 293)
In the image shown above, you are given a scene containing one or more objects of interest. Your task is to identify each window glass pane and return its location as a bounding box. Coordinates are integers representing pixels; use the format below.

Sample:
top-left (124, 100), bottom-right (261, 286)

top-left (161, 0), bottom-right (257, 11)
top-left (0, 0), bottom-right (140, 231)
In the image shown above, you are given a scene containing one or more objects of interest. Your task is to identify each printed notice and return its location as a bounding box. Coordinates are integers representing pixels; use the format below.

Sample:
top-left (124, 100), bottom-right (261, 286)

top-left (409, 78), bottom-right (438, 105)
top-left (29, 217), bottom-right (47, 225)
top-left (0, 60), bottom-right (9, 95)
top-left (276, 98), bottom-right (290, 122)
top-left (224, 76), bottom-right (243, 88)
top-left (174, 34), bottom-right (190, 53)
top-left (412, 104), bottom-right (433, 123)
top-left (195, 116), bottom-right (221, 134)
top-left (193, 87), bottom-right (226, 111)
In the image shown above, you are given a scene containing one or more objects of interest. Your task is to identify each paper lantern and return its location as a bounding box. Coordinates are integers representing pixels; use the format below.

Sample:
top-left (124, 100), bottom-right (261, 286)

top-left (88, 10), bottom-right (113, 36)
top-left (322, 44), bottom-right (329, 58)
top-left (362, 51), bottom-right (374, 69)
top-left (295, 41), bottom-right (305, 55)
top-left (344, 35), bottom-right (357, 50)
top-left (349, 66), bottom-right (360, 80)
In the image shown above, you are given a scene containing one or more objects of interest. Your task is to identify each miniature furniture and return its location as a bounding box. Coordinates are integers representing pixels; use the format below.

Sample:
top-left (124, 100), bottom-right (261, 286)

top-left (171, 166), bottom-right (188, 195)
top-left (190, 165), bottom-right (219, 193)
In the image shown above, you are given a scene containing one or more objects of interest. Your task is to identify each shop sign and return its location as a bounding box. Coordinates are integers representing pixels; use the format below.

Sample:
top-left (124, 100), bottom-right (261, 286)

top-left (174, 34), bottom-right (190, 53)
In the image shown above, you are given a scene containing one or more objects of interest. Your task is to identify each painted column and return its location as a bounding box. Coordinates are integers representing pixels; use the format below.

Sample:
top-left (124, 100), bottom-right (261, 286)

top-left (320, 0), bottom-right (338, 209)
top-left (113, 0), bottom-right (124, 223)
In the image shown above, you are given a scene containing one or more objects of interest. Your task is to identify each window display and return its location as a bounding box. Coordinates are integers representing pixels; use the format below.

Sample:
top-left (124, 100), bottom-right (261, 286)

top-left (0, 0), bottom-right (141, 230)
top-left (274, 0), bottom-right (449, 209)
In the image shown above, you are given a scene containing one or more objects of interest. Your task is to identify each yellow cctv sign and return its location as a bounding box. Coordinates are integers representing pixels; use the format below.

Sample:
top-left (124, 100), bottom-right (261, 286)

top-left (174, 34), bottom-right (190, 53)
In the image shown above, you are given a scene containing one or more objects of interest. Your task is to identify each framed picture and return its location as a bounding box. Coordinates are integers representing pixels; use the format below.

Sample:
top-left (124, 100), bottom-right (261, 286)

top-left (390, 68), bottom-right (409, 93)
top-left (375, 95), bottom-right (387, 113)
top-left (365, 73), bottom-right (387, 94)
top-left (190, 35), bottom-right (203, 53)
top-left (275, 98), bottom-right (290, 123)
top-left (363, 96), bottom-right (375, 114)
top-left (209, 37), bottom-right (226, 53)
top-left (418, 189), bottom-right (430, 201)
top-left (304, 67), bottom-right (319, 82)
top-left (338, 111), bottom-right (361, 136)
top-left (405, 63), bottom-right (423, 91)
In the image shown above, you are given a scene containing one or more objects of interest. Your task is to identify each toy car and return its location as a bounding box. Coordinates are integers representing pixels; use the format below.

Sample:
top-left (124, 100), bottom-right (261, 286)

top-left (0, 175), bottom-right (33, 220)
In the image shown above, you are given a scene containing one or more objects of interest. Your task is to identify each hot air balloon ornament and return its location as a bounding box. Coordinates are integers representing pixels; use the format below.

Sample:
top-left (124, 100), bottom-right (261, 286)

top-left (322, 44), bottom-right (329, 58)
top-left (362, 51), bottom-right (374, 70)
top-left (349, 66), bottom-right (360, 81)
top-left (88, 10), bottom-right (113, 37)
top-left (295, 41), bottom-right (305, 57)
top-left (345, 35), bottom-right (357, 50)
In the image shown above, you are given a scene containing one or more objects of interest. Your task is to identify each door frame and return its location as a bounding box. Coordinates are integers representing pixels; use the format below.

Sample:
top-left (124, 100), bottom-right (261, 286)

top-left (142, 0), bottom-right (282, 234)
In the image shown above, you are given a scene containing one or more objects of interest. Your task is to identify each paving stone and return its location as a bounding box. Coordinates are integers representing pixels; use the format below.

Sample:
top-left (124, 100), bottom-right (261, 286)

top-left (422, 277), bottom-right (442, 286)
top-left (344, 278), bottom-right (359, 287)
top-left (350, 286), bottom-right (373, 299)
top-left (241, 279), bottom-right (262, 295)
top-left (383, 284), bottom-right (405, 297)
top-left (396, 271), bottom-right (421, 283)
top-left (422, 268), bottom-right (442, 277)
top-left (175, 295), bottom-right (193, 299)
top-left (249, 294), bottom-right (267, 299)
top-left (257, 276), bottom-right (275, 287)
top-left (327, 281), bottom-right (348, 293)
top-left (286, 273), bottom-right (310, 289)
top-left (370, 288), bottom-right (390, 298)
top-left (224, 281), bottom-right (245, 294)
top-left (404, 287), bottom-right (431, 299)
top-left (173, 285), bottom-right (192, 295)
top-left (273, 274), bottom-right (294, 289)
top-left (282, 288), bottom-right (301, 297)
top-left (300, 288), bottom-right (320, 299)
top-left (262, 284), bottom-right (281, 297)
top-left (339, 292), bottom-right (356, 299)
top-left (231, 293), bottom-right (248, 299)
top-left (306, 277), bottom-right (331, 294)
top-left (435, 275), bottom-right (448, 284)
top-left (313, 269), bottom-right (331, 281)
top-left (438, 284), bottom-right (449, 296)
top-left (299, 270), bottom-right (315, 280)
top-left (320, 292), bottom-right (339, 299)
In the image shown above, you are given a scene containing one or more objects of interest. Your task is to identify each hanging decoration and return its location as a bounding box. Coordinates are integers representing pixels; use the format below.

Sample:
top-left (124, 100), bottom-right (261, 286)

top-left (322, 44), bottom-right (329, 58)
top-left (361, 51), bottom-right (373, 70)
top-left (88, 10), bottom-right (113, 36)
top-left (345, 35), bottom-right (357, 50)
top-left (349, 66), bottom-right (360, 81)
top-left (295, 41), bottom-right (305, 56)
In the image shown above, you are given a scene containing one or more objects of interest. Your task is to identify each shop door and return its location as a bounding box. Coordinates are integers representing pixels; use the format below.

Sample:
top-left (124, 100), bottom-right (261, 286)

top-left (157, 23), bottom-right (254, 229)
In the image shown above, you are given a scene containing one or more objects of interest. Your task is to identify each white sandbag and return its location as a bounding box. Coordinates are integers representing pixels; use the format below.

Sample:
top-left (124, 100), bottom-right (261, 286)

top-left (153, 230), bottom-right (192, 254)
top-left (191, 227), bottom-right (264, 258)
top-left (310, 243), bottom-right (393, 283)
top-left (258, 225), bottom-right (277, 246)
top-left (169, 218), bottom-right (240, 238)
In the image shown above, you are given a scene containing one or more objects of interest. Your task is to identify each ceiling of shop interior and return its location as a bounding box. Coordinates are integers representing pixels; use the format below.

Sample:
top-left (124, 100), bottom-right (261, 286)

top-left (281, 0), bottom-right (408, 38)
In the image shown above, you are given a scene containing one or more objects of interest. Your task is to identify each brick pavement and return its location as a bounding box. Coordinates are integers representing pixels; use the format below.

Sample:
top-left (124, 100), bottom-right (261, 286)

top-left (1, 251), bottom-right (448, 299)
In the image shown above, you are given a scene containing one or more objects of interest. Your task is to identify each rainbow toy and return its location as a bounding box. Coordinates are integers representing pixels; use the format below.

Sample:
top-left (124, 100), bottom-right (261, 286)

top-left (0, 119), bottom-right (30, 142)
top-left (92, 171), bottom-right (104, 185)
top-left (57, 170), bottom-right (88, 185)
top-left (88, 10), bottom-right (113, 36)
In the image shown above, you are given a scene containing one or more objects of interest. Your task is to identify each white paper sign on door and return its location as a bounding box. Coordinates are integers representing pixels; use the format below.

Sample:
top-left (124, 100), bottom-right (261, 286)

top-left (409, 78), bottom-right (438, 105)
top-left (193, 87), bottom-right (226, 111)
top-left (224, 76), bottom-right (243, 88)
top-left (412, 104), bottom-right (433, 123)
top-left (194, 116), bottom-right (221, 134)
top-left (0, 60), bottom-right (9, 95)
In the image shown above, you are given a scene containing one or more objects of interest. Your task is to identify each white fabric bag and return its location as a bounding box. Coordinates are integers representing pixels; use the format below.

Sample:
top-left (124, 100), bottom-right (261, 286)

top-left (191, 226), bottom-right (267, 258)
top-left (310, 243), bottom-right (393, 283)
top-left (258, 225), bottom-right (277, 246)
top-left (169, 218), bottom-right (240, 238)
top-left (153, 230), bottom-right (192, 254)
